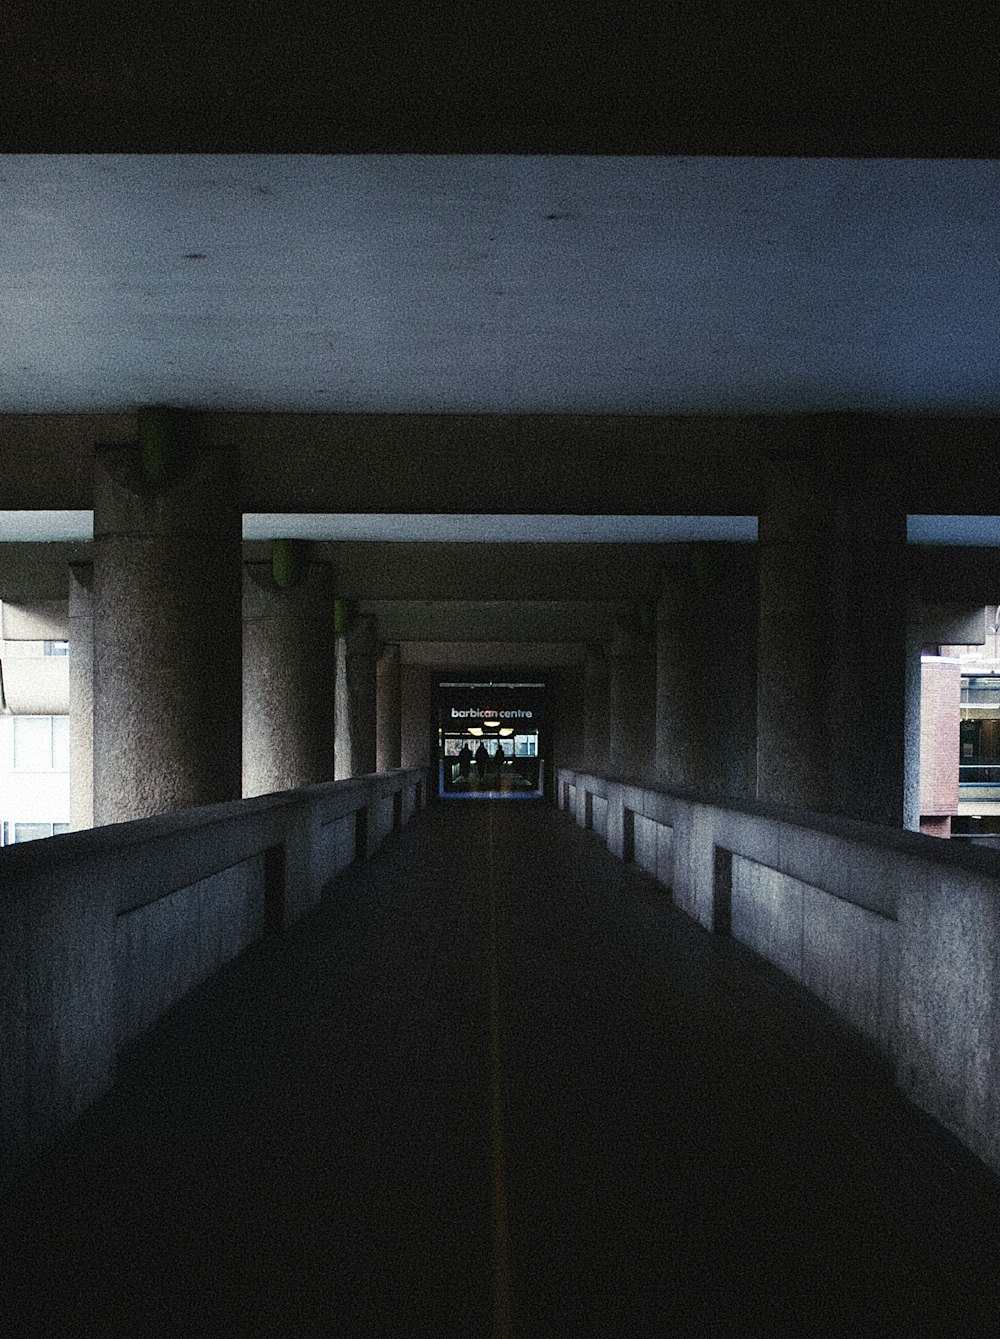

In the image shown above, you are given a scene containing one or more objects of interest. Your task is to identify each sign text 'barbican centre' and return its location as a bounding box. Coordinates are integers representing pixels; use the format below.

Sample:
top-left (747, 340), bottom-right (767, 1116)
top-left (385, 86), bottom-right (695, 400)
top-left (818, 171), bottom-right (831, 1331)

top-left (450, 708), bottom-right (534, 720)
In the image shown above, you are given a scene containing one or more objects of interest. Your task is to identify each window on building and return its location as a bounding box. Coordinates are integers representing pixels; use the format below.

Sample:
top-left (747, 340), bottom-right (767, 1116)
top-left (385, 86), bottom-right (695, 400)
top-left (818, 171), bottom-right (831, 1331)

top-left (11, 821), bottom-right (69, 843)
top-left (43, 641), bottom-right (69, 656)
top-left (12, 716), bottom-right (70, 771)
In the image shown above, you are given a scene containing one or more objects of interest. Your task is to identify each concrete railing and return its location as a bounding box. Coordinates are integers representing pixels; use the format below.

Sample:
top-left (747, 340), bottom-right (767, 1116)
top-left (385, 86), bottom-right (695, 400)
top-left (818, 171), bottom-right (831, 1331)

top-left (0, 767), bottom-right (427, 1178)
top-left (559, 766), bottom-right (1000, 1179)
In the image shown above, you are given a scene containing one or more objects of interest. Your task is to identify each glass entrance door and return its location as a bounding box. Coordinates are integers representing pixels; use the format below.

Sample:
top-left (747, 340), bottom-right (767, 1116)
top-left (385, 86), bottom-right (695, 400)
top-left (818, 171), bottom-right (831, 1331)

top-left (441, 728), bottom-right (541, 796)
top-left (436, 681), bottom-right (545, 799)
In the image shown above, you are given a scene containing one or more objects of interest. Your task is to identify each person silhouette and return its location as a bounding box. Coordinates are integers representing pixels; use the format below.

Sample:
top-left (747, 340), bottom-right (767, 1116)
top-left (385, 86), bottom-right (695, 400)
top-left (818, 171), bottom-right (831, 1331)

top-left (474, 741), bottom-right (490, 784)
top-left (457, 742), bottom-right (473, 781)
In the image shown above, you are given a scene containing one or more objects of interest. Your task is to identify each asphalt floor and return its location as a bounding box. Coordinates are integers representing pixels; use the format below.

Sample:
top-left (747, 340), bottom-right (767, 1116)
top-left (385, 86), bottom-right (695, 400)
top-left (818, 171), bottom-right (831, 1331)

top-left (4, 800), bottom-right (1000, 1337)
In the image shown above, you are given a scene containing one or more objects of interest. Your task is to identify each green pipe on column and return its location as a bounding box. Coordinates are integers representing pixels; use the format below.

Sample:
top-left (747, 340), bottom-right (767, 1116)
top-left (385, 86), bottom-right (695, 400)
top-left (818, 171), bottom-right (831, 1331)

top-left (137, 407), bottom-right (191, 485)
top-left (272, 538), bottom-right (309, 590)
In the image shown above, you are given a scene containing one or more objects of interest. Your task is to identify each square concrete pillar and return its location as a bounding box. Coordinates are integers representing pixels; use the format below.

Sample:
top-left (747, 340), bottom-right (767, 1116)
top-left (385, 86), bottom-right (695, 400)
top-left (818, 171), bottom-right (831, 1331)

top-left (376, 643), bottom-right (402, 772)
top-left (656, 544), bottom-right (758, 800)
top-left (608, 608), bottom-right (656, 781)
top-left (756, 428), bottom-right (910, 826)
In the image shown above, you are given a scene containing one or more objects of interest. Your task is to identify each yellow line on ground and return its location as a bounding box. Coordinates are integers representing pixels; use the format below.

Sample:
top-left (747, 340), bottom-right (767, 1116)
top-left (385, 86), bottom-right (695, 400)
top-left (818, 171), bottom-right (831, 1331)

top-left (485, 805), bottom-right (515, 1339)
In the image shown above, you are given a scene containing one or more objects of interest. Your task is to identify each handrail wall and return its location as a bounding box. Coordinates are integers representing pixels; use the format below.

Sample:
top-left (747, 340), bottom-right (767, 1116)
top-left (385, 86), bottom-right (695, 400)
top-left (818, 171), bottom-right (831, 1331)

top-left (558, 766), bottom-right (1000, 1179)
top-left (0, 767), bottom-right (427, 1177)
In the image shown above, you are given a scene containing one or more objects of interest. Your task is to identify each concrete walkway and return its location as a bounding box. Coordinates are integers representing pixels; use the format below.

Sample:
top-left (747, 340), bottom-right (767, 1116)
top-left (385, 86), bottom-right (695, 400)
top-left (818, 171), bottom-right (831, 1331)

top-left (4, 801), bottom-right (1000, 1337)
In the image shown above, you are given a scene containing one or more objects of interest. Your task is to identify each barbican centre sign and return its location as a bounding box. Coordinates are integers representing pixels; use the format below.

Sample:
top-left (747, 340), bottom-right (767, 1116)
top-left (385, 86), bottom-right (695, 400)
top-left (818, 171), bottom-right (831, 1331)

top-left (450, 707), bottom-right (534, 720)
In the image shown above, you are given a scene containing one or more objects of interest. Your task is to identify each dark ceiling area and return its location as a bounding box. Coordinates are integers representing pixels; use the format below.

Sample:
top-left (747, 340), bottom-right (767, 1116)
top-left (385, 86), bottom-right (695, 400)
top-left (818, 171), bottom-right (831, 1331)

top-left (3, 3), bottom-right (998, 156)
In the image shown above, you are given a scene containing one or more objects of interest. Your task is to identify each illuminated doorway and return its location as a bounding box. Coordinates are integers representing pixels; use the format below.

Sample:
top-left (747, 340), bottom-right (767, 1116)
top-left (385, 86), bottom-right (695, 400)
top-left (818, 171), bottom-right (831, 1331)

top-left (437, 681), bottom-right (545, 799)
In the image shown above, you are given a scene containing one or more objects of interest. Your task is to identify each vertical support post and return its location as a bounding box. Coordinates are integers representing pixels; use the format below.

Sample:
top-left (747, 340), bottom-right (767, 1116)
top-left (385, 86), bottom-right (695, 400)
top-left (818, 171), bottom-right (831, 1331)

top-left (93, 433), bottom-right (242, 823)
top-left (608, 608), bottom-right (657, 781)
top-left (377, 642), bottom-right (402, 772)
top-left (583, 644), bottom-right (610, 773)
top-left (756, 423), bottom-right (909, 826)
top-left (242, 560), bottom-right (336, 797)
top-left (656, 544), bottom-right (758, 799)
top-left (335, 614), bottom-right (378, 778)
top-left (68, 562), bottom-right (94, 831)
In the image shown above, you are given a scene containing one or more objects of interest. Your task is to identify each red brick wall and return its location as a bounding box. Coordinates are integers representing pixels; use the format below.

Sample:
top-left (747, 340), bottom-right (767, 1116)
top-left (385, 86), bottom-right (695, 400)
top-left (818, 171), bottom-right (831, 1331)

top-left (920, 657), bottom-right (961, 823)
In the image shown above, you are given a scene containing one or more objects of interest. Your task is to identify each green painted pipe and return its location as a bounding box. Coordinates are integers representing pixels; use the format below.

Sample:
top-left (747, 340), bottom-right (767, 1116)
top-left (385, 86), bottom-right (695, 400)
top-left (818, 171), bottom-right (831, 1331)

top-left (272, 538), bottom-right (308, 589)
top-left (137, 407), bottom-right (187, 484)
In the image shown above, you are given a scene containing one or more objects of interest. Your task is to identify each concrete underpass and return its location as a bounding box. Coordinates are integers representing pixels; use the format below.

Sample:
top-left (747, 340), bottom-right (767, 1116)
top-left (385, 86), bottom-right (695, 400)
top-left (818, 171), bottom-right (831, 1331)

top-left (4, 799), bottom-right (1000, 1337)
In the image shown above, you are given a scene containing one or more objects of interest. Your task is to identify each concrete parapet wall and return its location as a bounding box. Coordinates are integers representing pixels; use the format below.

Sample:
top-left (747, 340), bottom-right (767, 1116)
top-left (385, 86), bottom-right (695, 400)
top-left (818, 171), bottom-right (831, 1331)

top-left (0, 766), bottom-right (427, 1178)
top-left (558, 765), bottom-right (1000, 1178)
top-left (116, 858), bottom-right (266, 1049)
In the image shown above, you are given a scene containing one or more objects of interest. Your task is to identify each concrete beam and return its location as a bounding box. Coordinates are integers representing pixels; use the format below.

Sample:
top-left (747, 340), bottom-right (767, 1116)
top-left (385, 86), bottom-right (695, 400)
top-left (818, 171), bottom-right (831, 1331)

top-left (399, 641), bottom-right (586, 667)
top-left (4, 413), bottom-right (1000, 518)
top-left (360, 600), bottom-right (618, 644)
top-left (0, 655), bottom-right (69, 714)
top-left (1, 600), bottom-right (69, 641)
top-left (922, 604), bottom-right (987, 646)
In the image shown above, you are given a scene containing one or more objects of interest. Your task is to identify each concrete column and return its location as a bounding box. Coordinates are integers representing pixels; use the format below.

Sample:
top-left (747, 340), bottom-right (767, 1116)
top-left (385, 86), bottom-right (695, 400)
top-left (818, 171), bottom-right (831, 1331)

top-left (608, 607), bottom-right (657, 781)
top-left (583, 644), bottom-right (610, 773)
top-left (550, 664), bottom-right (585, 772)
top-left (756, 437), bottom-right (909, 826)
top-left (656, 544), bottom-right (758, 800)
top-left (242, 562), bottom-right (336, 797)
top-left (401, 664), bottom-right (433, 770)
top-left (335, 614), bottom-right (377, 778)
top-left (376, 643), bottom-right (402, 772)
top-left (68, 562), bottom-right (94, 831)
top-left (93, 440), bottom-right (242, 824)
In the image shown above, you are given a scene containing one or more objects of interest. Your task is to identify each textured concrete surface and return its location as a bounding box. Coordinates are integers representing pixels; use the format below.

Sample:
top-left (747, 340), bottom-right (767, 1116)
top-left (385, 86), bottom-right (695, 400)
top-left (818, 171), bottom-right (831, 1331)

top-left (583, 644), bottom-right (610, 775)
top-left (0, 600), bottom-right (69, 640)
top-left (376, 644), bottom-right (402, 772)
top-left (561, 764), bottom-right (1000, 1176)
top-left (3, 158), bottom-right (1000, 412)
top-left (0, 854), bottom-right (116, 1170)
top-left (115, 859), bottom-right (266, 1049)
top-left (0, 770), bottom-right (426, 1174)
top-left (400, 664), bottom-right (433, 771)
top-left (242, 562), bottom-right (336, 797)
top-left (0, 652), bottom-right (69, 714)
top-left (68, 562), bottom-right (93, 830)
top-left (731, 856), bottom-right (804, 980)
top-left (608, 618), bottom-right (656, 782)
top-left (656, 545), bottom-right (758, 800)
top-left (3, 802), bottom-right (1000, 1336)
top-left (92, 445), bottom-right (242, 823)
top-left (335, 617), bottom-right (378, 780)
top-left (632, 812), bottom-right (659, 878)
top-left (897, 866), bottom-right (1000, 1173)
top-left (756, 446), bottom-right (910, 826)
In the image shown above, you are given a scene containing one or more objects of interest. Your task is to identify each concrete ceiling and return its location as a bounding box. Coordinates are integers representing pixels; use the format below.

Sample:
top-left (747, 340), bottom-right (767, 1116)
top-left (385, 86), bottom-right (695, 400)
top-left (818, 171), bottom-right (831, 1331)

top-left (3, 155), bottom-right (999, 417)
